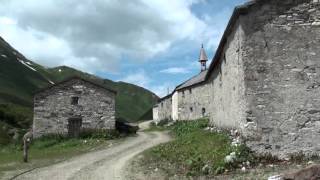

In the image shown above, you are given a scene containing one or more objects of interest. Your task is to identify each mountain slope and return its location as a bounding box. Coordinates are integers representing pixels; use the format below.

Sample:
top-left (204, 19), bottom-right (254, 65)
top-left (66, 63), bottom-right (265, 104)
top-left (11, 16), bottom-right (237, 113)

top-left (0, 36), bottom-right (158, 132)
top-left (0, 37), bottom-right (52, 106)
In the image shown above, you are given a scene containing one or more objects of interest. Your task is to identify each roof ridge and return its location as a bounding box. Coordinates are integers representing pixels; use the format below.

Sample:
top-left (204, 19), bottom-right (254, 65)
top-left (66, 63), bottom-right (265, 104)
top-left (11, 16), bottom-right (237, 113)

top-left (34, 76), bottom-right (117, 95)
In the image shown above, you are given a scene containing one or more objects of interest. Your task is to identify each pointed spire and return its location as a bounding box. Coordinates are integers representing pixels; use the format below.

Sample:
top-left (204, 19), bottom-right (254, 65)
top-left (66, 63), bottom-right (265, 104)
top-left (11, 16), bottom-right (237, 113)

top-left (199, 44), bottom-right (208, 71)
top-left (199, 44), bottom-right (208, 62)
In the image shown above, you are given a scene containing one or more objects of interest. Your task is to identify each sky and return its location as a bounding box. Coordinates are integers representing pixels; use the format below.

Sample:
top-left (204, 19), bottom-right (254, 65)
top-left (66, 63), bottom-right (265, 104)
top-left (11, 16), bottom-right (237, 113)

top-left (0, 0), bottom-right (247, 97)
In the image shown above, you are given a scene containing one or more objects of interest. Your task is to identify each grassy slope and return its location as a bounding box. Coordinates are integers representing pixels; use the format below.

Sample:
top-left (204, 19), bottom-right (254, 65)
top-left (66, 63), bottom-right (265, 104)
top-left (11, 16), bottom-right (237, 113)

top-left (116, 82), bottom-right (158, 122)
top-left (140, 120), bottom-right (253, 177)
top-left (0, 38), bottom-right (50, 107)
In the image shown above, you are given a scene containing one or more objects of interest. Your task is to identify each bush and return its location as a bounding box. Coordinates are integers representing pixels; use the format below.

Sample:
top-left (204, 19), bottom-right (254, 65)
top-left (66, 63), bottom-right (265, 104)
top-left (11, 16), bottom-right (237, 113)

top-left (0, 104), bottom-right (32, 129)
top-left (156, 118), bottom-right (170, 126)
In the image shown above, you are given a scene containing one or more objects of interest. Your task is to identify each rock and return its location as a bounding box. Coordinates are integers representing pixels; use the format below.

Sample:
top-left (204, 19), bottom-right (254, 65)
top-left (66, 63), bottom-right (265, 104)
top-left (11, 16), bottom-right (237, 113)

top-left (308, 8), bottom-right (316, 13)
top-left (246, 161), bottom-right (250, 166)
top-left (308, 161), bottom-right (314, 165)
top-left (202, 164), bottom-right (210, 173)
top-left (241, 166), bottom-right (246, 172)
top-left (225, 155), bottom-right (233, 163)
top-left (230, 152), bottom-right (236, 157)
top-left (312, 22), bottom-right (320, 26)
top-left (225, 152), bottom-right (237, 163)
top-left (268, 175), bottom-right (281, 180)
top-left (268, 164), bottom-right (274, 168)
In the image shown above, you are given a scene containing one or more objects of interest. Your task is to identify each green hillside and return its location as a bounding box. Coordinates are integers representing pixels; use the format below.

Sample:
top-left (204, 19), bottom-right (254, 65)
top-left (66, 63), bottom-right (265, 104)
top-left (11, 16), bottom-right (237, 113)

top-left (0, 36), bottom-right (158, 144)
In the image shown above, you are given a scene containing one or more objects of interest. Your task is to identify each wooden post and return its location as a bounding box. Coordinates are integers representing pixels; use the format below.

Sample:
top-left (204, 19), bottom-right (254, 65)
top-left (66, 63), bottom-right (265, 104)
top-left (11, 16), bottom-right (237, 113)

top-left (23, 130), bottom-right (33, 163)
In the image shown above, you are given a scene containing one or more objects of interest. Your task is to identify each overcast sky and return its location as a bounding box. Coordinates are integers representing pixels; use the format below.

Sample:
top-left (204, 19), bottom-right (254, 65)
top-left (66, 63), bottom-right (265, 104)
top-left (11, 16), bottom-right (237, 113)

top-left (0, 0), bottom-right (247, 97)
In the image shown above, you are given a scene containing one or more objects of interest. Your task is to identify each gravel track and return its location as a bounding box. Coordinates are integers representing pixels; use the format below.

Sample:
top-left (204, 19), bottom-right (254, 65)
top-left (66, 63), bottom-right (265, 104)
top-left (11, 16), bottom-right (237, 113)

top-left (13, 121), bottom-right (170, 180)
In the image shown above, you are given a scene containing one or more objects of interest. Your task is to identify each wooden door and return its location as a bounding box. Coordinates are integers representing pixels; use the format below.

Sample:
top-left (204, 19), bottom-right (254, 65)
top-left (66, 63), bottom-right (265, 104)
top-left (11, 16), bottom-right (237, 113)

top-left (68, 117), bottom-right (82, 138)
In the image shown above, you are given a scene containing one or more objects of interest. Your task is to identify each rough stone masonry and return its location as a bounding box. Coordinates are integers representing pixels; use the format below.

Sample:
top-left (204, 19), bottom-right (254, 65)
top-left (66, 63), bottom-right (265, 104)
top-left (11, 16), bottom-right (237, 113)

top-left (154, 0), bottom-right (320, 158)
top-left (33, 77), bottom-right (116, 138)
top-left (237, 0), bottom-right (320, 158)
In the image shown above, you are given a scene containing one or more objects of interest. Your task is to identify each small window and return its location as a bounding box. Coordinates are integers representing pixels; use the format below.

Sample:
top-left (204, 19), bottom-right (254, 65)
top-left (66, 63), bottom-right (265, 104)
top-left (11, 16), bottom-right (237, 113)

top-left (71, 97), bottom-right (79, 105)
top-left (202, 108), bottom-right (206, 116)
top-left (190, 107), bottom-right (193, 112)
top-left (182, 91), bottom-right (185, 98)
top-left (189, 89), bottom-right (192, 94)
top-left (161, 102), bottom-right (163, 107)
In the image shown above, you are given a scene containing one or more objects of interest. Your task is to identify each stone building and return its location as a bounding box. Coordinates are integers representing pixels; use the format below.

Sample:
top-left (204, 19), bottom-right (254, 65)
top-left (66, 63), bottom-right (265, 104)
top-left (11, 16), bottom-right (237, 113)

top-left (33, 77), bottom-right (116, 138)
top-left (153, 45), bottom-right (211, 122)
top-left (153, 94), bottom-right (172, 122)
top-left (154, 0), bottom-right (320, 158)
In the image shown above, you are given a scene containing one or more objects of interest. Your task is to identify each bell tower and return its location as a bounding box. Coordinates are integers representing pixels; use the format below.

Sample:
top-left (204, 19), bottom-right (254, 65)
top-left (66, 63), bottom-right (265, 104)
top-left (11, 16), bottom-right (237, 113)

top-left (199, 44), bottom-right (208, 71)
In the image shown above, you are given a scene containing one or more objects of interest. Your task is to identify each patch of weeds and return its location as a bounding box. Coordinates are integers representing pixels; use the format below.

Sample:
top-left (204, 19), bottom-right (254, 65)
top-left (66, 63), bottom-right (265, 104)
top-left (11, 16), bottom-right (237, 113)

top-left (145, 123), bottom-right (168, 132)
top-left (255, 153), bottom-right (281, 165)
top-left (288, 152), bottom-right (320, 164)
top-left (156, 119), bottom-right (170, 126)
top-left (145, 119), bottom-right (173, 132)
top-left (289, 151), bottom-right (306, 164)
top-left (79, 129), bottom-right (121, 139)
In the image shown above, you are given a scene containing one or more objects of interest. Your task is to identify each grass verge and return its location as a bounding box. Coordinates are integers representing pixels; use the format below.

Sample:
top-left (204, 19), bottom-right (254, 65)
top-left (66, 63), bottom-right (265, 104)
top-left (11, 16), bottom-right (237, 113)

top-left (0, 130), bottom-right (124, 177)
top-left (140, 119), bottom-right (254, 177)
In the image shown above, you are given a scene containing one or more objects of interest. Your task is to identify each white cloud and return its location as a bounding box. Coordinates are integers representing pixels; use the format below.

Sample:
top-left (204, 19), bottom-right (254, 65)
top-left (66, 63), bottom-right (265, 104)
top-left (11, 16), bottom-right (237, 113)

top-left (0, 0), bottom-right (215, 74)
top-left (119, 70), bottom-right (151, 88)
top-left (149, 83), bottom-right (175, 97)
top-left (119, 70), bottom-right (175, 97)
top-left (160, 67), bottom-right (190, 74)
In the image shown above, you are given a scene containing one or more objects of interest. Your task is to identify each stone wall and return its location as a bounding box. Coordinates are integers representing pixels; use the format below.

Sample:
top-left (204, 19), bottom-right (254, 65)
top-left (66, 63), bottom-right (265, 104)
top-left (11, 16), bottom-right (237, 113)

top-left (172, 92), bottom-right (179, 121)
top-left (155, 96), bottom-right (172, 122)
top-left (177, 83), bottom-right (211, 120)
top-left (33, 79), bottom-right (116, 138)
top-left (241, 0), bottom-right (320, 157)
top-left (207, 21), bottom-right (247, 129)
top-left (152, 105), bottom-right (159, 122)
top-left (153, 0), bottom-right (320, 158)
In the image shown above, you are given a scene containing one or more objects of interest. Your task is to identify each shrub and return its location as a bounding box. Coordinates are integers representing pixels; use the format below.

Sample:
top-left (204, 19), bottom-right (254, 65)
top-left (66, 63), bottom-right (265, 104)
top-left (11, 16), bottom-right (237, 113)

top-left (156, 118), bottom-right (170, 126)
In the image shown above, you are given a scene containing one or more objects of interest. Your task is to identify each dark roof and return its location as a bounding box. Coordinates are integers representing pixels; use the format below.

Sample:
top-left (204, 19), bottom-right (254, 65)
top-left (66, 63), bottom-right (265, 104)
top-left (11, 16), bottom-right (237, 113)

top-left (35, 76), bottom-right (117, 95)
top-left (205, 0), bottom-right (256, 79)
top-left (176, 70), bottom-right (208, 91)
top-left (157, 69), bottom-right (208, 100)
top-left (158, 93), bottom-right (172, 102)
top-left (199, 45), bottom-right (208, 62)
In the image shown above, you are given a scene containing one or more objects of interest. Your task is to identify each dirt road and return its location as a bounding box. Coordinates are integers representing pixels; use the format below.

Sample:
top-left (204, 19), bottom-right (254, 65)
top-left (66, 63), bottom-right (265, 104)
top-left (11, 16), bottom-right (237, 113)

top-left (13, 122), bottom-right (170, 180)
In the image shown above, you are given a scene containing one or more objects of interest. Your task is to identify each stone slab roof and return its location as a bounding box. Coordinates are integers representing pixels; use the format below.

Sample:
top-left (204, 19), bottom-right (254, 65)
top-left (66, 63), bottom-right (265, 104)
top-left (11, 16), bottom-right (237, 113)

top-left (35, 76), bottom-right (117, 95)
top-left (176, 70), bottom-right (208, 91)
